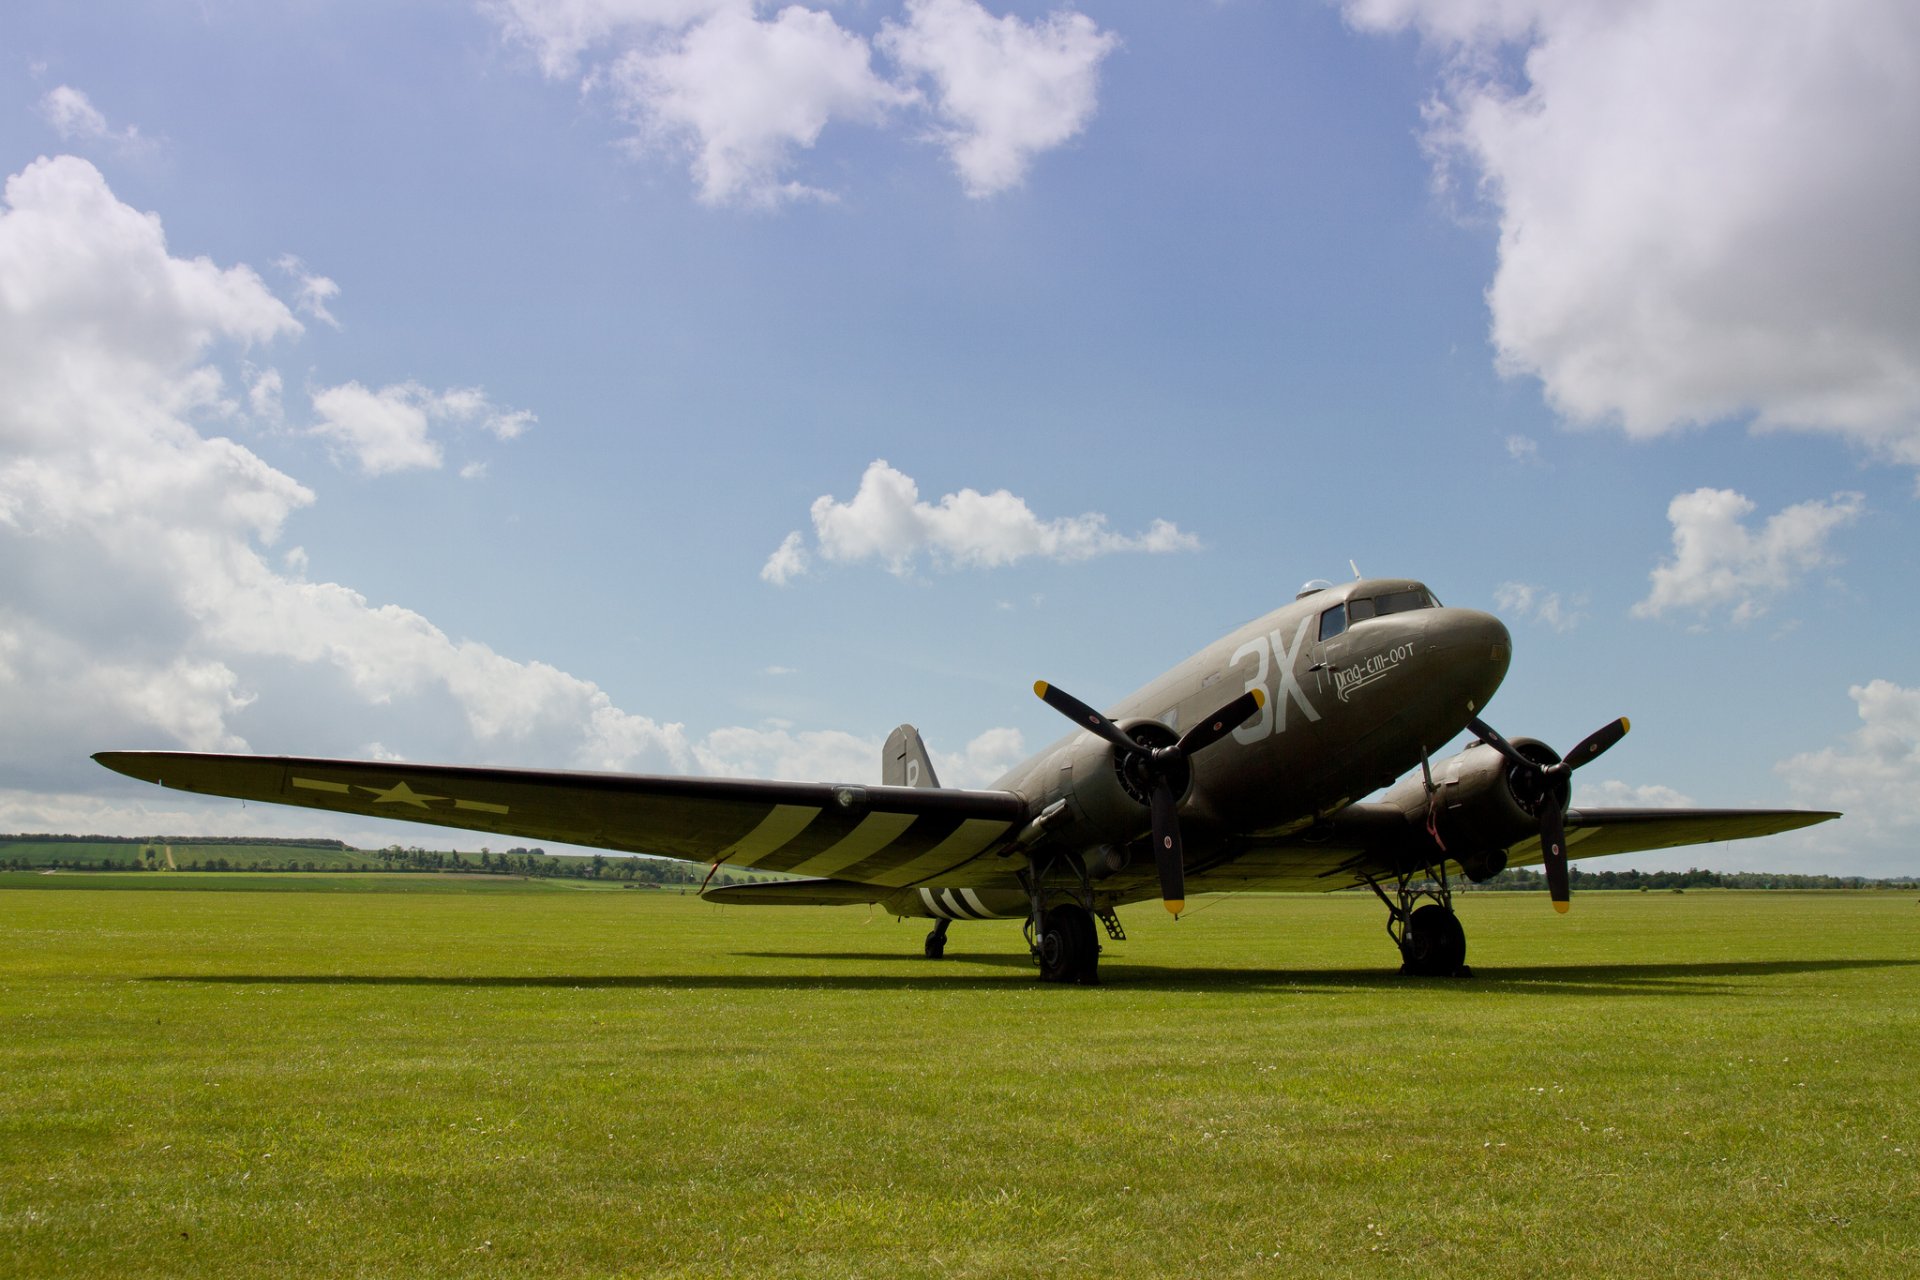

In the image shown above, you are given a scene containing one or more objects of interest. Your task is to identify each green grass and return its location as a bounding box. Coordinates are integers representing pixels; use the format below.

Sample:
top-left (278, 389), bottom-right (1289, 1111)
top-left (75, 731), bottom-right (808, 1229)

top-left (1, 887), bottom-right (1915, 1278)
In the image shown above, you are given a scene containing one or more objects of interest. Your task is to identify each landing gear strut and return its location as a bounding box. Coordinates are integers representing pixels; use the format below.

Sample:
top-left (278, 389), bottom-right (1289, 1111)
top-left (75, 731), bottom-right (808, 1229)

top-left (923, 918), bottom-right (949, 959)
top-left (1021, 849), bottom-right (1101, 984)
top-left (1364, 859), bottom-right (1470, 977)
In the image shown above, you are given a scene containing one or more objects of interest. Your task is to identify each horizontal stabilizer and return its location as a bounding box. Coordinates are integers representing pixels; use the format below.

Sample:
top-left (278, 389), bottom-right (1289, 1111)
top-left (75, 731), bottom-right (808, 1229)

top-left (702, 877), bottom-right (882, 906)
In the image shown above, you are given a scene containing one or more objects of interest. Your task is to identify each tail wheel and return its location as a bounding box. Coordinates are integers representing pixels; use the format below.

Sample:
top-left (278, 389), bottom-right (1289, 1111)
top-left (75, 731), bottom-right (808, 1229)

top-left (1402, 903), bottom-right (1467, 976)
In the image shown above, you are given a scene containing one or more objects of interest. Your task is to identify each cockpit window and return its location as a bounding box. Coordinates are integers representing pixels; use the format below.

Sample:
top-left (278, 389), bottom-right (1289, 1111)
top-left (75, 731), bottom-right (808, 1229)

top-left (1346, 587), bottom-right (1438, 621)
top-left (1318, 603), bottom-right (1347, 641)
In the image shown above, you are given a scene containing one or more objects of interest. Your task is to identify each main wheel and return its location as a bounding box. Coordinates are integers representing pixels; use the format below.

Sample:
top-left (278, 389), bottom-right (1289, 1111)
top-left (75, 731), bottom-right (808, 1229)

top-left (1401, 904), bottom-right (1467, 976)
top-left (923, 928), bottom-right (947, 959)
top-left (1038, 905), bottom-right (1099, 984)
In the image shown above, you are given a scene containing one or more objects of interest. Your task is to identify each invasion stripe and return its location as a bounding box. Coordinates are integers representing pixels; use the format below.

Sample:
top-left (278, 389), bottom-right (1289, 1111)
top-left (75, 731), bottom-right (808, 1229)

top-left (856, 817), bottom-right (1016, 888)
top-left (783, 811), bottom-right (920, 878)
top-left (716, 804), bottom-right (820, 867)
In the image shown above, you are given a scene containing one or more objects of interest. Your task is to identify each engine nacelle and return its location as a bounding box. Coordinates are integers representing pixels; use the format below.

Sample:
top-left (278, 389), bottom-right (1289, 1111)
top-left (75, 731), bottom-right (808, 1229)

top-left (1051, 718), bottom-right (1186, 846)
top-left (1383, 737), bottom-right (1565, 881)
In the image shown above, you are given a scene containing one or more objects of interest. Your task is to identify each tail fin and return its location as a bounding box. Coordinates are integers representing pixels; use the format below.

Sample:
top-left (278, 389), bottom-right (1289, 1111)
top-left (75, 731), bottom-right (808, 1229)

top-left (882, 724), bottom-right (942, 789)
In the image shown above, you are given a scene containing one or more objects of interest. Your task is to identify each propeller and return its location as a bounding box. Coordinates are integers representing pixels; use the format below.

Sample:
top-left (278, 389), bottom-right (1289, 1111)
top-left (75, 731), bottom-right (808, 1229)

top-left (1467, 715), bottom-right (1630, 913)
top-left (1034, 680), bottom-right (1266, 916)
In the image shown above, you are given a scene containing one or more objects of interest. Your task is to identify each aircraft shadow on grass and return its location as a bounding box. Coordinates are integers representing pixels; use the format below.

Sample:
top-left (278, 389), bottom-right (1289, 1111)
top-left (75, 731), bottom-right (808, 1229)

top-left (141, 955), bottom-right (1920, 997)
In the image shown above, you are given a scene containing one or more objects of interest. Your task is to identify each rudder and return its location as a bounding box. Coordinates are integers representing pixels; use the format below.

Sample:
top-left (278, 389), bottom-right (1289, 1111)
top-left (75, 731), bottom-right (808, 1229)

top-left (882, 724), bottom-right (942, 789)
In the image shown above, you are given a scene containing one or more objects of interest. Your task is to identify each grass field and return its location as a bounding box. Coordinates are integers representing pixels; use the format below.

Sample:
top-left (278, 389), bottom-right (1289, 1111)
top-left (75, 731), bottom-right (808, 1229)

top-left (2, 882), bottom-right (1915, 1278)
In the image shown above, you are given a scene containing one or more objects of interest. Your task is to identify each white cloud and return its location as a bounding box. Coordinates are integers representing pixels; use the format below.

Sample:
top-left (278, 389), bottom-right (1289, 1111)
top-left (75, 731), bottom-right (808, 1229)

top-left (1345, 1), bottom-right (1920, 472)
top-left (247, 367), bottom-right (285, 424)
top-left (760, 529), bottom-right (810, 584)
top-left (688, 720), bottom-right (1023, 787)
top-left (878, 0), bottom-right (1118, 197)
top-left (0, 155), bottom-right (686, 792)
top-left (1631, 488), bottom-right (1864, 625)
top-left (308, 381), bottom-right (534, 475)
top-left (1574, 778), bottom-right (1694, 809)
top-left (488, 0), bottom-right (733, 78)
top-left (770, 458), bottom-right (1200, 580)
top-left (1503, 433), bottom-right (1539, 463)
top-left (486, 0), bottom-right (1118, 206)
top-left (933, 725), bottom-right (1025, 788)
top-left (0, 155), bottom-right (1026, 841)
top-left (611, 5), bottom-right (914, 207)
top-left (39, 85), bottom-right (110, 140)
top-left (275, 254), bottom-right (341, 328)
top-left (1780, 680), bottom-right (1920, 838)
top-left (1493, 580), bottom-right (1581, 631)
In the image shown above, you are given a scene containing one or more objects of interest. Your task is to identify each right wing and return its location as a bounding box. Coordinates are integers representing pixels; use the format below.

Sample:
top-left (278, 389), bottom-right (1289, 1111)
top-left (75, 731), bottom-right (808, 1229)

top-left (93, 751), bottom-right (1028, 887)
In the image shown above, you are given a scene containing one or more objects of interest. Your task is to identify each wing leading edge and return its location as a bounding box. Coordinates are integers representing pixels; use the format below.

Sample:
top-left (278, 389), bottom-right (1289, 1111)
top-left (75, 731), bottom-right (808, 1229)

top-left (1188, 803), bottom-right (1840, 894)
top-left (92, 751), bottom-right (1027, 887)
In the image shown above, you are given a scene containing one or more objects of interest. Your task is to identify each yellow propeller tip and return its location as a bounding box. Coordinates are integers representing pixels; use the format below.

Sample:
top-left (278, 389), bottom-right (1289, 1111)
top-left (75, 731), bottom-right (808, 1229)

top-left (1553, 900), bottom-right (1570, 914)
top-left (1033, 680), bottom-right (1049, 697)
top-left (1164, 899), bottom-right (1185, 916)
top-left (1620, 716), bottom-right (1631, 733)
top-left (1250, 687), bottom-right (1266, 708)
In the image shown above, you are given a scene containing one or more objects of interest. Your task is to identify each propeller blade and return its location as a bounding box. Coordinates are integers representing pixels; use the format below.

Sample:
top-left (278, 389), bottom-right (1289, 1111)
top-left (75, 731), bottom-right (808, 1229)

top-left (1563, 717), bottom-right (1630, 772)
top-left (1541, 803), bottom-right (1570, 913)
top-left (1173, 687), bottom-right (1266, 757)
top-left (1466, 715), bottom-right (1530, 768)
top-left (1149, 781), bottom-right (1185, 915)
top-left (1033, 680), bottom-right (1142, 754)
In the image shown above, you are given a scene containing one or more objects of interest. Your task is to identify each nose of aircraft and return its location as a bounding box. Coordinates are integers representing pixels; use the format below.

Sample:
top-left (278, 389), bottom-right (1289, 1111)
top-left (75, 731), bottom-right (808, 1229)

top-left (1425, 607), bottom-right (1512, 706)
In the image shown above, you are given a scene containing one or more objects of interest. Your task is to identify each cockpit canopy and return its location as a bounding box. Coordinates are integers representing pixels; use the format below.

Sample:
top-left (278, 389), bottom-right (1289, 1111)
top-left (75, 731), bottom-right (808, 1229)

top-left (1316, 582), bottom-right (1440, 641)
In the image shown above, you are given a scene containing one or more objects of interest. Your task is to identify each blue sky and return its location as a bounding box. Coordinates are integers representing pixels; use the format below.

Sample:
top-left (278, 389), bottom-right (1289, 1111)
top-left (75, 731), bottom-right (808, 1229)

top-left (2, 1), bottom-right (1916, 875)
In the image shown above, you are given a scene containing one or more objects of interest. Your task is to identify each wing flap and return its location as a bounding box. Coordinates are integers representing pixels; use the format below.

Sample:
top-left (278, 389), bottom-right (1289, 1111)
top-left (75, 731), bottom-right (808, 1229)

top-left (701, 878), bottom-right (883, 906)
top-left (93, 751), bottom-right (1026, 879)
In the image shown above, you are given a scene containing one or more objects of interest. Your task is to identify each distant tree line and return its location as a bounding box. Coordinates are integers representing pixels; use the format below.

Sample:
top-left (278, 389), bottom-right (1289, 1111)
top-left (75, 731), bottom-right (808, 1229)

top-left (1469, 866), bottom-right (1918, 891)
top-left (2, 834), bottom-right (349, 848)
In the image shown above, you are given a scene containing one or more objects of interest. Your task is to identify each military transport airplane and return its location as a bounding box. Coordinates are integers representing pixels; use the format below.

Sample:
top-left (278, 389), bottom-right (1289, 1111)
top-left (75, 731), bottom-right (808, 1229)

top-left (95, 577), bottom-right (1837, 983)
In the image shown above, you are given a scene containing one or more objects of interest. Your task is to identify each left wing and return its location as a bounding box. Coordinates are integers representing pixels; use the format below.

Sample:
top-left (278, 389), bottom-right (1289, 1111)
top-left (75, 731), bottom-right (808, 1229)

top-left (1513, 806), bottom-right (1841, 865)
top-left (92, 752), bottom-right (1027, 886)
top-left (1187, 803), bottom-right (1840, 894)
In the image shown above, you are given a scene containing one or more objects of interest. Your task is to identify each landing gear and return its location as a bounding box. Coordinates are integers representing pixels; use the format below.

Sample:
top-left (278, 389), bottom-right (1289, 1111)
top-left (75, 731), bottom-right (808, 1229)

top-left (1018, 846), bottom-right (1103, 984)
top-left (1402, 903), bottom-right (1466, 976)
top-left (923, 918), bottom-right (949, 959)
top-left (1364, 860), bottom-right (1471, 977)
top-left (1035, 904), bottom-right (1100, 984)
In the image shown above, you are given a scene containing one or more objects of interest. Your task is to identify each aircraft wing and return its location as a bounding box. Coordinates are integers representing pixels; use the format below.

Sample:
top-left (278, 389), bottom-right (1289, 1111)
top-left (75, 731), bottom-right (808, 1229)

top-left (1506, 806), bottom-right (1840, 865)
top-left (1191, 803), bottom-right (1839, 893)
top-left (92, 752), bottom-right (1028, 886)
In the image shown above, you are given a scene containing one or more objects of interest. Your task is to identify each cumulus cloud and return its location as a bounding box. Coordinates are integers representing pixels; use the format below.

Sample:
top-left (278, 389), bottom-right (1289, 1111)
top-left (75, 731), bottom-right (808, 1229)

top-left (689, 721), bottom-right (1023, 787)
top-left (275, 254), bottom-right (342, 328)
top-left (488, 0), bottom-right (1118, 206)
top-left (39, 85), bottom-right (111, 140)
top-left (308, 381), bottom-right (534, 475)
top-left (0, 155), bottom-right (1025, 839)
top-left (1345, 1), bottom-right (1920, 472)
top-left (764, 458), bottom-right (1200, 582)
top-left (1574, 778), bottom-right (1694, 809)
top-left (0, 155), bottom-right (684, 801)
top-left (1631, 488), bottom-right (1864, 625)
top-left (1493, 580), bottom-right (1581, 631)
top-left (878, 0), bottom-right (1118, 197)
top-left (1780, 680), bottom-right (1920, 838)
top-left (614, 5), bottom-right (915, 206)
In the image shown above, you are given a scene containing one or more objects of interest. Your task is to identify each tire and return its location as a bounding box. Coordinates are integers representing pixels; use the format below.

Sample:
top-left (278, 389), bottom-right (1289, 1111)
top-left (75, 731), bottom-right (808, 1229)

top-left (1038, 904), bottom-right (1099, 984)
top-left (1403, 903), bottom-right (1467, 976)
top-left (923, 930), bottom-right (946, 959)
